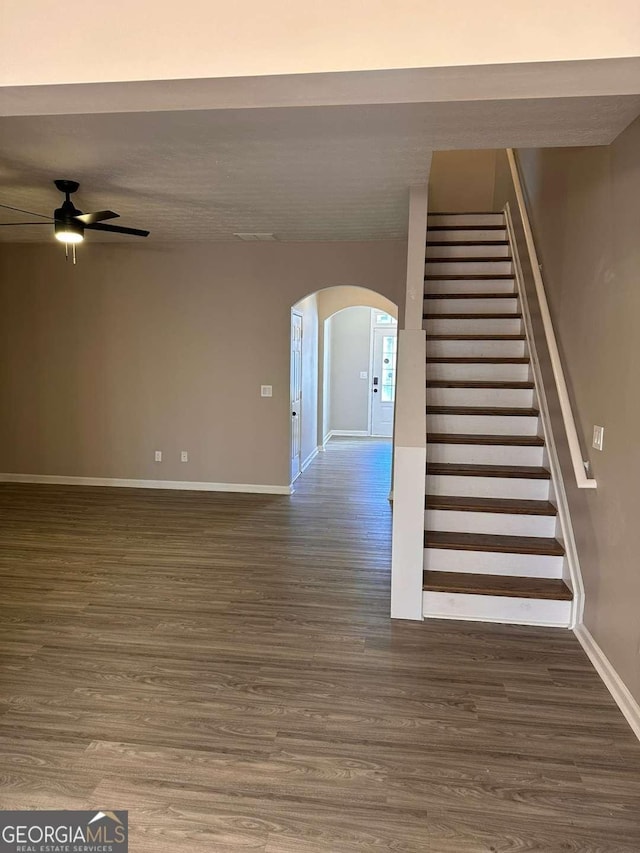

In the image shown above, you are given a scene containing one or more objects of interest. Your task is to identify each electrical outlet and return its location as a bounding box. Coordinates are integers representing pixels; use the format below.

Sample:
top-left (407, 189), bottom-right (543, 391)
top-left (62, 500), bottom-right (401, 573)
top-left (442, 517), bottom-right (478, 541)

top-left (592, 425), bottom-right (604, 452)
top-left (180, 451), bottom-right (188, 463)
top-left (154, 450), bottom-right (162, 462)
top-left (261, 385), bottom-right (273, 397)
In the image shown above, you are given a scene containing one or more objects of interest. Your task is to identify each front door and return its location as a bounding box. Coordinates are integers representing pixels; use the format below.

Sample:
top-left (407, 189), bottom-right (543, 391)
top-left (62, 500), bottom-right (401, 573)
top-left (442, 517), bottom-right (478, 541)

top-left (290, 311), bottom-right (303, 481)
top-left (371, 327), bottom-right (397, 437)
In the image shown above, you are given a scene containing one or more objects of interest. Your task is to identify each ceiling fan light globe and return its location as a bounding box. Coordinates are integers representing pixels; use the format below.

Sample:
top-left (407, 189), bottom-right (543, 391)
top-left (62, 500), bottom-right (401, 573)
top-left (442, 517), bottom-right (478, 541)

top-left (55, 230), bottom-right (84, 244)
top-left (54, 217), bottom-right (84, 244)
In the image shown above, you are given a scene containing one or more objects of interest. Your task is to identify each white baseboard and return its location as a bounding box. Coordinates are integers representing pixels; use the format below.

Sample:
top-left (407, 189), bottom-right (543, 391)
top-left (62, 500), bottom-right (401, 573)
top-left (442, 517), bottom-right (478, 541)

top-left (328, 429), bottom-right (370, 437)
top-left (0, 472), bottom-right (292, 496)
top-left (575, 623), bottom-right (640, 742)
top-left (301, 446), bottom-right (320, 473)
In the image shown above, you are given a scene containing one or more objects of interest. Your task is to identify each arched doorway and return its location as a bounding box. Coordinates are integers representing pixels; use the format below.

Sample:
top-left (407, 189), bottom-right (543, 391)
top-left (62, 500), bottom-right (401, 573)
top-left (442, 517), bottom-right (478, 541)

top-left (290, 286), bottom-right (398, 485)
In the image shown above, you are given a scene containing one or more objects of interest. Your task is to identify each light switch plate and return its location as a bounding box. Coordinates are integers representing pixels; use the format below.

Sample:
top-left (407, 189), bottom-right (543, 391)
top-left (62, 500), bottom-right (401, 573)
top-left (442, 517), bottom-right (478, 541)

top-left (261, 385), bottom-right (273, 397)
top-left (592, 425), bottom-right (604, 451)
top-left (359, 371), bottom-right (368, 379)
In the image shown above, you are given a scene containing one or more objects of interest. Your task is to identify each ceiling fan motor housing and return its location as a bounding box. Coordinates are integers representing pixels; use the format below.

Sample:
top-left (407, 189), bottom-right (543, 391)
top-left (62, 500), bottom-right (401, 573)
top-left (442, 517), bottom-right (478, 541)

top-left (54, 181), bottom-right (84, 240)
top-left (54, 201), bottom-right (85, 241)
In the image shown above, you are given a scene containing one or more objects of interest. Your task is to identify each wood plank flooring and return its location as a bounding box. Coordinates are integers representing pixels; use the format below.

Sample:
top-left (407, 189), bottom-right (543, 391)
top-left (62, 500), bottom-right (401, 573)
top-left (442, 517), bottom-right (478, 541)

top-left (0, 437), bottom-right (639, 852)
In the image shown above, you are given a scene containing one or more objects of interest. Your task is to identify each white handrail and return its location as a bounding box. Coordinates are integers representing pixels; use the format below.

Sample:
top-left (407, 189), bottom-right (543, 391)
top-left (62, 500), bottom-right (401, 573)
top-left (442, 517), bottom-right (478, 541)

top-left (506, 148), bottom-right (597, 489)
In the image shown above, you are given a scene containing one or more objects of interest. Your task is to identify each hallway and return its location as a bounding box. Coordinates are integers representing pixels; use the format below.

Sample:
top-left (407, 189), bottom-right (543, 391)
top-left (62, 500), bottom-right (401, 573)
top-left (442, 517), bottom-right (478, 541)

top-left (0, 439), bottom-right (639, 851)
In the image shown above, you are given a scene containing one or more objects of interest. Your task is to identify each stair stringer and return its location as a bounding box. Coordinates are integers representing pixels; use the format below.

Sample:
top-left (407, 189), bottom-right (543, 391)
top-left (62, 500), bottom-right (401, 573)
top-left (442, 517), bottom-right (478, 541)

top-left (504, 202), bottom-right (585, 628)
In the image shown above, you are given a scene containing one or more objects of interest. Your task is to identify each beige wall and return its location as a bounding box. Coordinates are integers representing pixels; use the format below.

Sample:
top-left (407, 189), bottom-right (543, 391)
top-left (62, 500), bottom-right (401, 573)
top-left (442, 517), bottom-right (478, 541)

top-left (4, 1), bottom-right (639, 87)
top-left (429, 150), bottom-right (498, 212)
top-left (495, 116), bottom-right (640, 703)
top-left (316, 286), bottom-right (396, 321)
top-left (0, 240), bottom-right (405, 488)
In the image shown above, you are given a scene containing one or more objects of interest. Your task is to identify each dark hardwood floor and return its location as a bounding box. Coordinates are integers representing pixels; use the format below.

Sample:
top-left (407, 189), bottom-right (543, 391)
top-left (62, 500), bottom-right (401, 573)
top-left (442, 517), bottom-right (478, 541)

top-left (0, 438), bottom-right (639, 852)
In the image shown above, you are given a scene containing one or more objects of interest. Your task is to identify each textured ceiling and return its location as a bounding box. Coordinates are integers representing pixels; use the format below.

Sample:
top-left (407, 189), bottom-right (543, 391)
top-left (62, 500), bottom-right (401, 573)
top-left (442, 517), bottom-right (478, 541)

top-left (1, 95), bottom-right (639, 242)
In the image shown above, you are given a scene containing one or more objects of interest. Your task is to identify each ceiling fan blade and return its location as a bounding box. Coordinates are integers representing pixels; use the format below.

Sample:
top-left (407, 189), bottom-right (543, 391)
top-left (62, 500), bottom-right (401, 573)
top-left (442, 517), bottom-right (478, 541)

top-left (0, 221), bottom-right (51, 226)
top-left (85, 222), bottom-right (149, 237)
top-left (0, 202), bottom-right (53, 220)
top-left (74, 210), bottom-right (119, 225)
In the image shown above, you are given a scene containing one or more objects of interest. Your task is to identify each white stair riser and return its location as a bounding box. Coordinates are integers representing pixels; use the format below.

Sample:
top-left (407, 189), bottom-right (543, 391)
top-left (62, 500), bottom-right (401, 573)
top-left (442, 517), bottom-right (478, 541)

top-left (427, 442), bottom-right (544, 466)
top-left (427, 279), bottom-right (515, 295)
top-left (428, 214), bottom-right (504, 227)
top-left (426, 261), bottom-right (512, 276)
top-left (426, 244), bottom-right (511, 259)
top-left (427, 387), bottom-right (534, 407)
top-left (423, 547), bottom-right (563, 577)
top-left (427, 362), bottom-right (530, 381)
top-left (425, 318), bottom-right (522, 337)
top-left (425, 508), bottom-right (557, 538)
top-left (427, 413), bottom-right (538, 435)
top-left (427, 229), bottom-right (507, 242)
top-left (427, 340), bottom-right (526, 358)
top-left (426, 474), bottom-right (549, 500)
top-left (422, 591), bottom-right (571, 627)
top-left (424, 298), bottom-right (518, 314)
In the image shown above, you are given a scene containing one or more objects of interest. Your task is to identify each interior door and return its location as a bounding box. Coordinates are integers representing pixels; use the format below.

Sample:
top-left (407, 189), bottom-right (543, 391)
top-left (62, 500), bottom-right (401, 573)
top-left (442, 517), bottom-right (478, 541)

top-left (290, 311), bottom-right (303, 481)
top-left (371, 327), bottom-right (397, 437)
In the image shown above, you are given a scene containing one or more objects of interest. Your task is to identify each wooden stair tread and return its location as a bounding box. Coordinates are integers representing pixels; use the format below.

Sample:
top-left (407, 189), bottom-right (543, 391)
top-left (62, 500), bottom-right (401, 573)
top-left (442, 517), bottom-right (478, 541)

top-left (426, 495), bottom-right (557, 516)
top-left (427, 405), bottom-right (538, 416)
top-left (424, 293), bottom-right (517, 299)
top-left (427, 462), bottom-right (550, 479)
top-left (423, 571), bottom-right (573, 600)
top-left (425, 274), bottom-right (514, 281)
top-left (428, 211), bottom-right (502, 216)
top-left (426, 256), bottom-right (512, 263)
top-left (426, 240), bottom-right (509, 246)
top-left (427, 334), bottom-right (525, 341)
top-left (427, 433), bottom-right (543, 446)
top-left (426, 380), bottom-right (533, 389)
top-left (424, 530), bottom-right (564, 556)
top-left (427, 224), bottom-right (505, 231)
top-left (426, 357), bottom-right (529, 364)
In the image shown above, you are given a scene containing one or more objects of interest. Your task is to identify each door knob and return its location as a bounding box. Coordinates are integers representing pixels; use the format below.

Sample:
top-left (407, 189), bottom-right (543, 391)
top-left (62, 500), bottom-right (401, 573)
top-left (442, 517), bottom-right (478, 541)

top-left (373, 389), bottom-right (378, 393)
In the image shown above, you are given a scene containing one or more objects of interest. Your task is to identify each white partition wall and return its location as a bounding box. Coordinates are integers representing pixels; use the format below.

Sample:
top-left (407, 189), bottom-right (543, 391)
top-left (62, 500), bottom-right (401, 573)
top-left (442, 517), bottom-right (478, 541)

top-left (390, 329), bottom-right (426, 619)
top-left (391, 182), bottom-right (429, 620)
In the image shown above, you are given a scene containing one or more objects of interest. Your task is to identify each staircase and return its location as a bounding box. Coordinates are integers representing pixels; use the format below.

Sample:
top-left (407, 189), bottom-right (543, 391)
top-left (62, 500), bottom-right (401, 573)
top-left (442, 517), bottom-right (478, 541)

top-left (422, 211), bottom-right (573, 626)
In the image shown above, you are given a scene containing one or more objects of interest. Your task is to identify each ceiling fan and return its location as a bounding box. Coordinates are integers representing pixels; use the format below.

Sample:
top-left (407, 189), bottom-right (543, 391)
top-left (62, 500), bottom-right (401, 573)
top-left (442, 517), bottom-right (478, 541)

top-left (0, 179), bottom-right (150, 262)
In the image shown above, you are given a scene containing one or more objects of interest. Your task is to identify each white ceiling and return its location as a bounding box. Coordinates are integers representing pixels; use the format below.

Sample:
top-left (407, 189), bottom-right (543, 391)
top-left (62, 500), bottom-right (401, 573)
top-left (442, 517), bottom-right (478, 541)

top-left (1, 95), bottom-right (639, 243)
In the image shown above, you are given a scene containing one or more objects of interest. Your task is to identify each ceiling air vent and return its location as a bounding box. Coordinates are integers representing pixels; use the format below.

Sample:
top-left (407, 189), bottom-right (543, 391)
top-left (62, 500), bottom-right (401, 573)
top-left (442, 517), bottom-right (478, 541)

top-left (233, 232), bottom-right (277, 241)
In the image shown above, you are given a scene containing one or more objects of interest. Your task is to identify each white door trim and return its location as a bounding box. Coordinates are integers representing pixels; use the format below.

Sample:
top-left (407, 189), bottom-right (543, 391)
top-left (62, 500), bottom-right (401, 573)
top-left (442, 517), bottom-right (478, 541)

top-left (366, 310), bottom-right (375, 434)
top-left (290, 309), bottom-right (303, 484)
